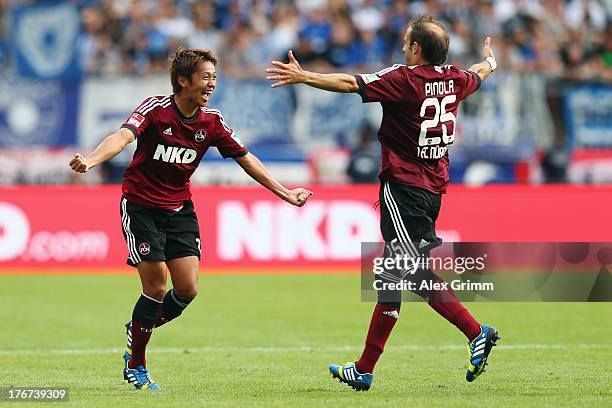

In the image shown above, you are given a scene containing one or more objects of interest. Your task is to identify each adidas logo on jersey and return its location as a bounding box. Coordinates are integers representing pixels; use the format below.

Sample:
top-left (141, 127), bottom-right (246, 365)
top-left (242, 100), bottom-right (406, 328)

top-left (153, 144), bottom-right (197, 164)
top-left (163, 127), bottom-right (172, 135)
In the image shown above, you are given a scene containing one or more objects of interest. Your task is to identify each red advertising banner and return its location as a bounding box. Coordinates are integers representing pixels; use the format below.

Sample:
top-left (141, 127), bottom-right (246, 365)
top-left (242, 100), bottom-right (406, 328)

top-left (1, 185), bottom-right (611, 272)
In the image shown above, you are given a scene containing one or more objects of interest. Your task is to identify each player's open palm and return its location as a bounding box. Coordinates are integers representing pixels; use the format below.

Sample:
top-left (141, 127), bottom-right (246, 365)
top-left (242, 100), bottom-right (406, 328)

top-left (69, 153), bottom-right (89, 173)
top-left (286, 188), bottom-right (313, 207)
top-left (266, 50), bottom-right (306, 88)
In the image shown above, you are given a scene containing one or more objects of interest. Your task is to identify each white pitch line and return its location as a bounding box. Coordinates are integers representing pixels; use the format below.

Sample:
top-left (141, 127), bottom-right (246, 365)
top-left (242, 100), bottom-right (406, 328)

top-left (0, 344), bottom-right (610, 356)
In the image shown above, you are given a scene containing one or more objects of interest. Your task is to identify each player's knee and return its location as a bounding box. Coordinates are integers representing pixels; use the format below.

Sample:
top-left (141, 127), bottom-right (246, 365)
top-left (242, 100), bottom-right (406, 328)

top-left (143, 285), bottom-right (166, 302)
top-left (174, 285), bottom-right (198, 302)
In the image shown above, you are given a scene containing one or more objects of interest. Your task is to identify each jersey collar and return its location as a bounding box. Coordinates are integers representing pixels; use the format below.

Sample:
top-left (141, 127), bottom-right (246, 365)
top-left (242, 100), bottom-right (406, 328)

top-left (171, 95), bottom-right (200, 122)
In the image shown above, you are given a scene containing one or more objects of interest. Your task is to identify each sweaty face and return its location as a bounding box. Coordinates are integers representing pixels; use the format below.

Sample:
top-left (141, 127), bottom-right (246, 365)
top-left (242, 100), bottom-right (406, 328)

top-left (181, 61), bottom-right (217, 107)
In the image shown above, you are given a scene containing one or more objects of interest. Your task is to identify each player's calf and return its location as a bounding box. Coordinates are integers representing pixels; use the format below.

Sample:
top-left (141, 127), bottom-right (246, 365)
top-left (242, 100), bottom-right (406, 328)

top-left (125, 321), bottom-right (133, 357)
top-left (129, 292), bottom-right (162, 369)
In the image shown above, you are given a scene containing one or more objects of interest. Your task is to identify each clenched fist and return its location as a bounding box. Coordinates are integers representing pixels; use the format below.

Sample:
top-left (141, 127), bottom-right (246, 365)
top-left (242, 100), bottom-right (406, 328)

top-left (286, 188), bottom-right (313, 207)
top-left (69, 153), bottom-right (90, 173)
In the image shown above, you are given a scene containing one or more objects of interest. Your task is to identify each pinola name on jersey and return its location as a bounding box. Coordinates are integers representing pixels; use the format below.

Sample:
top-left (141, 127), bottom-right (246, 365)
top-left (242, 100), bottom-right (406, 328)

top-left (424, 79), bottom-right (455, 97)
top-left (153, 144), bottom-right (197, 164)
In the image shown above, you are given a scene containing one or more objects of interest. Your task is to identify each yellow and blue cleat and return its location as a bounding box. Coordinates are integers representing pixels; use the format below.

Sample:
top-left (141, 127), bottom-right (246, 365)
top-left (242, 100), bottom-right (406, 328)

top-left (466, 324), bottom-right (500, 382)
top-left (329, 362), bottom-right (373, 391)
top-left (123, 363), bottom-right (161, 391)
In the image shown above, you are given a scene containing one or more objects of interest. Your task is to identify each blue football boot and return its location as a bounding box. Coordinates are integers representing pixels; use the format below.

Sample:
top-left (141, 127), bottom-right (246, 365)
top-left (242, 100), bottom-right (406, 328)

top-left (123, 363), bottom-right (161, 391)
top-left (466, 325), bottom-right (500, 382)
top-left (329, 362), bottom-right (373, 391)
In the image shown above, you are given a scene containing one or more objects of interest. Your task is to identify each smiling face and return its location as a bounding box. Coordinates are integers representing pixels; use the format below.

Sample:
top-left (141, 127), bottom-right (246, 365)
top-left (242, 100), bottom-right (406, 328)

top-left (170, 48), bottom-right (218, 110)
top-left (178, 61), bottom-right (216, 107)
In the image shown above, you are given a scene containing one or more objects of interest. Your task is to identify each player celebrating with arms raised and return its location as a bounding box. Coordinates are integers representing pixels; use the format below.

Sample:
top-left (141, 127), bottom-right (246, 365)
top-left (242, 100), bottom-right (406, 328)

top-left (267, 16), bottom-right (499, 390)
top-left (70, 48), bottom-right (312, 391)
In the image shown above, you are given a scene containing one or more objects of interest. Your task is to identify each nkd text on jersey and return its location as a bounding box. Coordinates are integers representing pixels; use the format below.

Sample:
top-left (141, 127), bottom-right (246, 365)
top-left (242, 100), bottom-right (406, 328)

top-left (153, 144), bottom-right (197, 164)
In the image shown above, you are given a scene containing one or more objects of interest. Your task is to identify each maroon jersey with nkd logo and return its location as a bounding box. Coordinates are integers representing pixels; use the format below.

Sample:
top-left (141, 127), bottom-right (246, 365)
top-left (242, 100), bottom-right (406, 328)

top-left (355, 64), bottom-right (481, 194)
top-left (121, 95), bottom-right (247, 209)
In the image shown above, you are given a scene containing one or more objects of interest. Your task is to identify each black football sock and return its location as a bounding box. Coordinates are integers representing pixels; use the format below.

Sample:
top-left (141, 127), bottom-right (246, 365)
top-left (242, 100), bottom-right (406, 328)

top-left (154, 289), bottom-right (192, 327)
top-left (129, 293), bottom-right (162, 368)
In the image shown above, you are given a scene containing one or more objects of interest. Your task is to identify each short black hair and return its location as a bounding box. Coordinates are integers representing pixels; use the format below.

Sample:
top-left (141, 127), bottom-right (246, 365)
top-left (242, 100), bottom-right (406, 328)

top-left (407, 16), bottom-right (450, 65)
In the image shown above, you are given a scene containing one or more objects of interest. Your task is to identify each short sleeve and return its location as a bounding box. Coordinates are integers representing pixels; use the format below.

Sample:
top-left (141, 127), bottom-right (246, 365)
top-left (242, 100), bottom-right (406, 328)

top-left (120, 97), bottom-right (157, 138)
top-left (355, 64), bottom-right (412, 103)
top-left (460, 69), bottom-right (481, 99)
top-left (210, 111), bottom-right (248, 159)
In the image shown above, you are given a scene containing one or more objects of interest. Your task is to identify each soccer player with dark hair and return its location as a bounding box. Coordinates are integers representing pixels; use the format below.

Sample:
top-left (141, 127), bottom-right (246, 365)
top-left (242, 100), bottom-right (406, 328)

top-left (266, 16), bottom-right (499, 390)
top-left (70, 48), bottom-right (313, 390)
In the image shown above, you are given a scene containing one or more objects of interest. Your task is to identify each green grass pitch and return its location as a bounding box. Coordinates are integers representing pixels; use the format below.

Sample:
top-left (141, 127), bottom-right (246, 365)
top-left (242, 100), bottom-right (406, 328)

top-left (0, 274), bottom-right (611, 407)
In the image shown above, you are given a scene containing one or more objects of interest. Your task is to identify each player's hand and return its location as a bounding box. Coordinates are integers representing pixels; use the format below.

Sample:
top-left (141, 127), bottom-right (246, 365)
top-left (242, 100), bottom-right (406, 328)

top-left (266, 50), bottom-right (307, 88)
top-left (69, 153), bottom-right (90, 173)
top-left (483, 36), bottom-right (495, 59)
top-left (285, 188), bottom-right (313, 207)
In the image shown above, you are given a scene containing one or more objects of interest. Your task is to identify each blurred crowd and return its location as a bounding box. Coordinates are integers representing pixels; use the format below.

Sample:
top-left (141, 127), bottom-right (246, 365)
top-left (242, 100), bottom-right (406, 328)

top-left (2, 0), bottom-right (607, 81)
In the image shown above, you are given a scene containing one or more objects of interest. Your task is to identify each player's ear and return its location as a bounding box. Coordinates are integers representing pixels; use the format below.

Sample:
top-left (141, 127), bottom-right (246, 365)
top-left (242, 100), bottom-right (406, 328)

top-left (177, 75), bottom-right (190, 89)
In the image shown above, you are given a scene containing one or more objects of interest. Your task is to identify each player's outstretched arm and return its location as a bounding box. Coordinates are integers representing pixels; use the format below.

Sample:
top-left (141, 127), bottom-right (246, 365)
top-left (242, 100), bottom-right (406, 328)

top-left (234, 152), bottom-right (313, 207)
top-left (69, 127), bottom-right (135, 173)
top-left (468, 36), bottom-right (497, 82)
top-left (266, 50), bottom-right (359, 93)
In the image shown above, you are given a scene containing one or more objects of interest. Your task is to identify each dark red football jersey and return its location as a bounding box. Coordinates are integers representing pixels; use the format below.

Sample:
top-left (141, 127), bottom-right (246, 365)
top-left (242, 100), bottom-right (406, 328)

top-left (355, 64), bottom-right (481, 194)
top-left (121, 95), bottom-right (247, 209)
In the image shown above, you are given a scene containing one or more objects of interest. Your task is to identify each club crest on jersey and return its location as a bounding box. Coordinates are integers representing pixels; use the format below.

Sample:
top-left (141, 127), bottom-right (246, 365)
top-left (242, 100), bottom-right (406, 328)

top-left (139, 242), bottom-right (151, 255)
top-left (127, 113), bottom-right (145, 127)
top-left (195, 129), bottom-right (206, 142)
